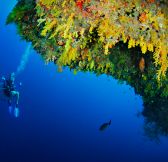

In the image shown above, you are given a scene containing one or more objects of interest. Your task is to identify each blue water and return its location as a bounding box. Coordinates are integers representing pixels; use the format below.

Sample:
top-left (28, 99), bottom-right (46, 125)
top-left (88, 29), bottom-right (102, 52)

top-left (0, 1), bottom-right (168, 162)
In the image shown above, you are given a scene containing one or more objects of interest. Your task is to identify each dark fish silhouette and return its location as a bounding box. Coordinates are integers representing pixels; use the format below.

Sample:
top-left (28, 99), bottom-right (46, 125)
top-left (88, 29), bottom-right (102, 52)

top-left (99, 120), bottom-right (111, 131)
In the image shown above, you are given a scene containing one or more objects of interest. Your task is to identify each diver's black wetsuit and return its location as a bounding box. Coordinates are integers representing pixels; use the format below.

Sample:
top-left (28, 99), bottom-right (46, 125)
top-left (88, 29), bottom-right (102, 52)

top-left (3, 79), bottom-right (15, 98)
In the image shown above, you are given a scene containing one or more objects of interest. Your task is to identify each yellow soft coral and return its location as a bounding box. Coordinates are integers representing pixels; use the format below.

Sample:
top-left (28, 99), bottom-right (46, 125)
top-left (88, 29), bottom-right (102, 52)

top-left (38, 0), bottom-right (168, 81)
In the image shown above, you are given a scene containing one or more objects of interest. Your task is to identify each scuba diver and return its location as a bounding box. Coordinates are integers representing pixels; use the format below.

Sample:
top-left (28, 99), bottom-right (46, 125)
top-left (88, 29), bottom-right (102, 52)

top-left (0, 72), bottom-right (21, 117)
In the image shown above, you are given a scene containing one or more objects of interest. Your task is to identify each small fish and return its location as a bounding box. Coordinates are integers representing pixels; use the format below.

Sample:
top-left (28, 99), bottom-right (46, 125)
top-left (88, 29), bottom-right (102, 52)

top-left (99, 120), bottom-right (111, 131)
top-left (139, 57), bottom-right (145, 72)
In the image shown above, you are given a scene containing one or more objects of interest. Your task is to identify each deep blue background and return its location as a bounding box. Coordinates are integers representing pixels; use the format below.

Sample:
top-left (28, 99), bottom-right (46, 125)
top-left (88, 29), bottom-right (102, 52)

top-left (0, 1), bottom-right (168, 162)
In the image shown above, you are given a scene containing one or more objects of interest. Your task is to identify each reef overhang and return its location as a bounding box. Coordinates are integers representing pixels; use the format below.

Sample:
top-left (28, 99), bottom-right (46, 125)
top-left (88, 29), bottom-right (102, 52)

top-left (6, 0), bottom-right (168, 107)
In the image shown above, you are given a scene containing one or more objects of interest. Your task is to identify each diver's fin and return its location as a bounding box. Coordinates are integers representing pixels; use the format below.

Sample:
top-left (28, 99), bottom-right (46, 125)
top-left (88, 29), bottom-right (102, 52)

top-left (14, 107), bottom-right (19, 118)
top-left (8, 105), bottom-right (13, 115)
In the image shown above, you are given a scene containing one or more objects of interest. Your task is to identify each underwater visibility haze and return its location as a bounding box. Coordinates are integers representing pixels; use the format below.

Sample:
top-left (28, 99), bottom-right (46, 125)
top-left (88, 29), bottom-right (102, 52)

top-left (0, 0), bottom-right (168, 162)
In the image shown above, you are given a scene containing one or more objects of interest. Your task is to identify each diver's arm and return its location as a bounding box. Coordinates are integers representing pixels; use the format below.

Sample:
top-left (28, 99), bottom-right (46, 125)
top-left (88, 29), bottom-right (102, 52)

top-left (1, 76), bottom-right (6, 81)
